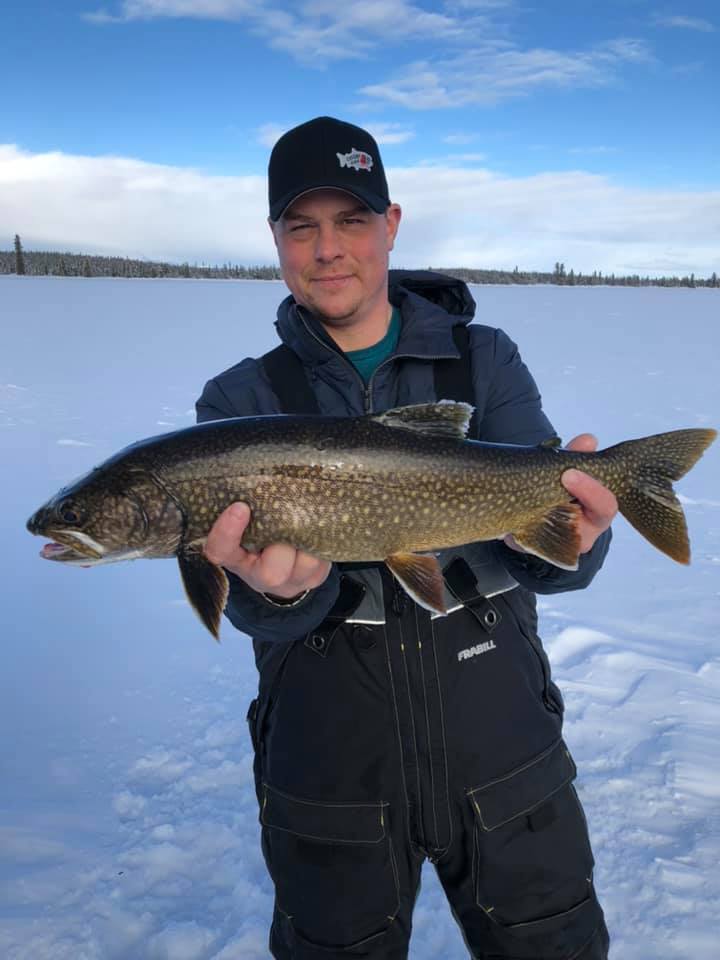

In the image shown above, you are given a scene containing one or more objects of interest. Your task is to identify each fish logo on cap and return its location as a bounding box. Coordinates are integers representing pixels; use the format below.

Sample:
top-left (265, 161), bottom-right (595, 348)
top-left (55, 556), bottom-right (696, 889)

top-left (336, 147), bottom-right (374, 172)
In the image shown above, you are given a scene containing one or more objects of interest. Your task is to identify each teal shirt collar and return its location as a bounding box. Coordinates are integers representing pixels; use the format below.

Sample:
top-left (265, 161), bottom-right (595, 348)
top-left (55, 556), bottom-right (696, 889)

top-left (344, 307), bottom-right (401, 384)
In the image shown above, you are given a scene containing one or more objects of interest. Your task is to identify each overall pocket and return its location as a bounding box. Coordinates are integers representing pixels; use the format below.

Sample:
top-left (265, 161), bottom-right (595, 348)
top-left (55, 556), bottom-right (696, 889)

top-left (261, 782), bottom-right (400, 951)
top-left (468, 739), bottom-right (600, 951)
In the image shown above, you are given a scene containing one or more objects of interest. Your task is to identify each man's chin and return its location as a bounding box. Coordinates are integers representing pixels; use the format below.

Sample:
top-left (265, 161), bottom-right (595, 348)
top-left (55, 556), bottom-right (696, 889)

top-left (315, 307), bottom-right (362, 327)
top-left (305, 294), bottom-right (362, 327)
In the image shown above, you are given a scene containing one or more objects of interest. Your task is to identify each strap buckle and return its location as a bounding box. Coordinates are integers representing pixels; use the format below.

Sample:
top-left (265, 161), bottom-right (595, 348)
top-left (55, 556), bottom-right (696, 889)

top-left (304, 576), bottom-right (366, 658)
top-left (443, 557), bottom-right (502, 634)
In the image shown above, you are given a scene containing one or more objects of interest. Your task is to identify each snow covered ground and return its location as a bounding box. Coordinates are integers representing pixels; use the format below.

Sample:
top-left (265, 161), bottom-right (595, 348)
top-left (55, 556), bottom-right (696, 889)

top-left (1, 276), bottom-right (718, 959)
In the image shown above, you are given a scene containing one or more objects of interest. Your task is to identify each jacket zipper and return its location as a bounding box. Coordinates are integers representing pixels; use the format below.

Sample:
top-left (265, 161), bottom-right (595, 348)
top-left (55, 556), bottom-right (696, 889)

top-left (297, 308), bottom-right (458, 416)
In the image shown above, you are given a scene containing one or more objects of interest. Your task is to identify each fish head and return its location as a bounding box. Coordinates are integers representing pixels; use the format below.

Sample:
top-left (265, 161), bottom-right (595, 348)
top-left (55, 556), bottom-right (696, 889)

top-left (27, 466), bottom-right (184, 566)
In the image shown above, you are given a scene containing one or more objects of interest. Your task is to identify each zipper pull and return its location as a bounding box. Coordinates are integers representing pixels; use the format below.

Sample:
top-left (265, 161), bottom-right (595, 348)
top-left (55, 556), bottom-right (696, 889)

top-left (363, 385), bottom-right (372, 414)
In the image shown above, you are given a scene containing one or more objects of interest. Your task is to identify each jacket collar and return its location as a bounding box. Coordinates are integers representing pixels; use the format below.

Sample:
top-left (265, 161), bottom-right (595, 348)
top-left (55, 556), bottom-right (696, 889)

top-left (274, 284), bottom-right (470, 369)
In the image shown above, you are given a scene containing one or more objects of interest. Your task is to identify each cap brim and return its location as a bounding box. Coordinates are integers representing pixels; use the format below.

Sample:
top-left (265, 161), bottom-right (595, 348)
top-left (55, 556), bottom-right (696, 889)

top-left (270, 182), bottom-right (389, 221)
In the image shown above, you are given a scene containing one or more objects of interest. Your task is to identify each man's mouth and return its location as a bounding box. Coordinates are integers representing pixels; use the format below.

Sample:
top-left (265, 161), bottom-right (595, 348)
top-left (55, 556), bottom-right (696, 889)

top-left (312, 274), bottom-right (354, 287)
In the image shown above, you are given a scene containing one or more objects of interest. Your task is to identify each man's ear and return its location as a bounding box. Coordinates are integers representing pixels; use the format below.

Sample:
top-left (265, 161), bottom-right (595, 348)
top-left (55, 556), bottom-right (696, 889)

top-left (268, 216), bottom-right (279, 249)
top-left (385, 203), bottom-right (402, 252)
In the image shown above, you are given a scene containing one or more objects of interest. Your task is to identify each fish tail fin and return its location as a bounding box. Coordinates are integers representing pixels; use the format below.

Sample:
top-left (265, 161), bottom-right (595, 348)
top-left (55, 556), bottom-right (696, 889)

top-left (604, 428), bottom-right (716, 563)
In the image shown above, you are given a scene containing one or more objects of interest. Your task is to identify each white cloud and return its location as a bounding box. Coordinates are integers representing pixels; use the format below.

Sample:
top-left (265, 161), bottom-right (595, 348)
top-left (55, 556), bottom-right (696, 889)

top-left (389, 164), bottom-right (720, 277)
top-left (86, 0), bottom-right (262, 24)
top-left (443, 132), bottom-right (480, 145)
top-left (654, 14), bottom-right (715, 32)
top-left (85, 0), bottom-right (464, 64)
top-left (3, 143), bottom-right (719, 277)
top-left (113, 789), bottom-right (148, 818)
top-left (255, 122), bottom-right (287, 148)
top-left (0, 144), bottom-right (271, 265)
top-left (81, 0), bottom-right (660, 110)
top-left (364, 122), bottom-right (415, 145)
top-left (444, 152), bottom-right (487, 163)
top-left (361, 39), bottom-right (652, 108)
top-left (568, 145), bottom-right (618, 155)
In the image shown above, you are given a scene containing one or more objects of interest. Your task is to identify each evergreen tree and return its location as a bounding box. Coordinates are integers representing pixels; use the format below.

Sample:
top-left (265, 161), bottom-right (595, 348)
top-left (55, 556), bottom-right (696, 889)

top-left (14, 234), bottom-right (26, 275)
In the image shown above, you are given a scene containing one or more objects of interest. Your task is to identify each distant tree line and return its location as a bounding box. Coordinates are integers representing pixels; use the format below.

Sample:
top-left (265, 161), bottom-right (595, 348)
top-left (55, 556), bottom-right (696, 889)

top-left (1, 237), bottom-right (281, 281)
top-left (2, 237), bottom-right (717, 288)
top-left (437, 262), bottom-right (719, 289)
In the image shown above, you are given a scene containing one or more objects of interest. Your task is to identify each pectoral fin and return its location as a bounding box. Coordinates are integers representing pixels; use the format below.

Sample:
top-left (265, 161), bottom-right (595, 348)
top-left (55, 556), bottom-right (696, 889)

top-left (177, 547), bottom-right (229, 641)
top-left (385, 552), bottom-right (447, 614)
top-left (511, 502), bottom-right (583, 570)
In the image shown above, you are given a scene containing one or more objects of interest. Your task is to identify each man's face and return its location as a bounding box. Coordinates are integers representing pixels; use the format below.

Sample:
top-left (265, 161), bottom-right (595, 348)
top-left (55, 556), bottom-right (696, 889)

top-left (269, 188), bottom-right (401, 329)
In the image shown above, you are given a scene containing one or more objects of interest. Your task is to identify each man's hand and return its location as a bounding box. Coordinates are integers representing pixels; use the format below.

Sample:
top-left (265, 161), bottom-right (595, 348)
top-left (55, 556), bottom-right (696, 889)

top-left (561, 433), bottom-right (618, 553)
top-left (504, 433), bottom-right (618, 557)
top-left (204, 502), bottom-right (332, 600)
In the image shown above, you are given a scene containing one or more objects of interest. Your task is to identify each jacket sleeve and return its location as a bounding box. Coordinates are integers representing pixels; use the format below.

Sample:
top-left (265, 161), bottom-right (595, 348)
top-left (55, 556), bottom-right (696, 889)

top-left (195, 370), bottom-right (341, 644)
top-left (471, 326), bottom-right (612, 594)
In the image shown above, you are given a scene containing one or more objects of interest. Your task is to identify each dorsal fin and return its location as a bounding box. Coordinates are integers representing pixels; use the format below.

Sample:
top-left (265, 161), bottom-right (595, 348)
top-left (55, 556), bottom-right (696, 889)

top-left (372, 401), bottom-right (474, 440)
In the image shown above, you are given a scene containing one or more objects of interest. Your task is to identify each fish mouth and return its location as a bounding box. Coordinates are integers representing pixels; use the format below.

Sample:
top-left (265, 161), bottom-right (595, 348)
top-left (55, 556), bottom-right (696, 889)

top-left (40, 541), bottom-right (99, 565)
top-left (37, 532), bottom-right (150, 566)
top-left (36, 530), bottom-right (105, 564)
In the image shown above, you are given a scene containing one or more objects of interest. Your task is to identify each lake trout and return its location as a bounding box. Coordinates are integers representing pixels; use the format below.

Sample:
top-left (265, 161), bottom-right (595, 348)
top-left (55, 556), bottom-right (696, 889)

top-left (26, 402), bottom-right (716, 640)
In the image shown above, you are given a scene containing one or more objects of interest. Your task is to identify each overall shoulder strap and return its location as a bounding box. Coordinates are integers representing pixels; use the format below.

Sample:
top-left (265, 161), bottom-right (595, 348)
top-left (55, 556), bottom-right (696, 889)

top-left (433, 325), bottom-right (478, 438)
top-left (261, 343), bottom-right (320, 415)
top-left (262, 317), bottom-right (477, 433)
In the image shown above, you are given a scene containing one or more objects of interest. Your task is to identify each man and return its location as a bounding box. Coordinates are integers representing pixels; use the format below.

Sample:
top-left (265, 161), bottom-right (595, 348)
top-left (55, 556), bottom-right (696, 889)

top-left (196, 116), bottom-right (616, 959)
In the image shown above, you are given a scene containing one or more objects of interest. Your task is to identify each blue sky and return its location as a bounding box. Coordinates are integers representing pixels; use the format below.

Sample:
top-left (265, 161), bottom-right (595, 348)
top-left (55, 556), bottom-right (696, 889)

top-left (2, 1), bottom-right (719, 274)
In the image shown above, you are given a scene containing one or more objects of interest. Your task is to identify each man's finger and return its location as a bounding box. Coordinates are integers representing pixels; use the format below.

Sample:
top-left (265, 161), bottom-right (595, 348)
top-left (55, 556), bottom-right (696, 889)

top-left (292, 550), bottom-right (331, 587)
top-left (565, 433), bottom-right (598, 453)
top-left (204, 502), bottom-right (251, 565)
top-left (256, 542), bottom-right (298, 591)
top-left (562, 469), bottom-right (618, 525)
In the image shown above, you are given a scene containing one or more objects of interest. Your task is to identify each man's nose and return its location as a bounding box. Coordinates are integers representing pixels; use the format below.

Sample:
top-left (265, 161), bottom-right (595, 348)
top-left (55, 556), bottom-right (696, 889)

top-left (314, 223), bottom-right (343, 262)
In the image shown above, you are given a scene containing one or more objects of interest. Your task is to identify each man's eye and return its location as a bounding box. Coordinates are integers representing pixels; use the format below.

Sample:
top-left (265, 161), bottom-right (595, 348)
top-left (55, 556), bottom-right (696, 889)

top-left (290, 223), bottom-right (313, 233)
top-left (343, 218), bottom-right (365, 225)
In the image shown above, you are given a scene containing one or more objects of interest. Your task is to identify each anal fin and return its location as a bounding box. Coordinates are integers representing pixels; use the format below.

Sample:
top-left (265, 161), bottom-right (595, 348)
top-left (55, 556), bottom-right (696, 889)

top-left (178, 547), bottom-right (229, 641)
top-left (511, 502), bottom-right (583, 570)
top-left (385, 552), bottom-right (446, 614)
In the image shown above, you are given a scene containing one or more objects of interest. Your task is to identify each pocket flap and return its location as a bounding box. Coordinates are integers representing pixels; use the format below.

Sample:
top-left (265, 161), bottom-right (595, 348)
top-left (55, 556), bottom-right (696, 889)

top-left (468, 740), bottom-right (576, 832)
top-left (261, 783), bottom-right (387, 844)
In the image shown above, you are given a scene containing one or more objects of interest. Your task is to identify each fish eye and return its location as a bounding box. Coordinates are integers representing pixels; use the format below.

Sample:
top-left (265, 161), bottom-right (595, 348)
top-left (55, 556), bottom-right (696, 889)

top-left (58, 501), bottom-right (82, 525)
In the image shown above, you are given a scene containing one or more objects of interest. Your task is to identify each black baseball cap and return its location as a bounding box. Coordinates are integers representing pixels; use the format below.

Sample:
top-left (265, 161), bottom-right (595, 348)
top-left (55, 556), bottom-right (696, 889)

top-left (268, 116), bottom-right (390, 221)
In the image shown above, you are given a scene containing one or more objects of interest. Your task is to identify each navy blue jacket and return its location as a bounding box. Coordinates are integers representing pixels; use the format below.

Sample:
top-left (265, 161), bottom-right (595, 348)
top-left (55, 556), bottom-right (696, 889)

top-left (196, 282), bottom-right (611, 644)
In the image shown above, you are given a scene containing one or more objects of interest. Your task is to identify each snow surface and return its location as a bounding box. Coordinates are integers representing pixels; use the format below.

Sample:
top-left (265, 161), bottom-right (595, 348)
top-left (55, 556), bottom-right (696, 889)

top-left (1, 277), bottom-right (718, 959)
